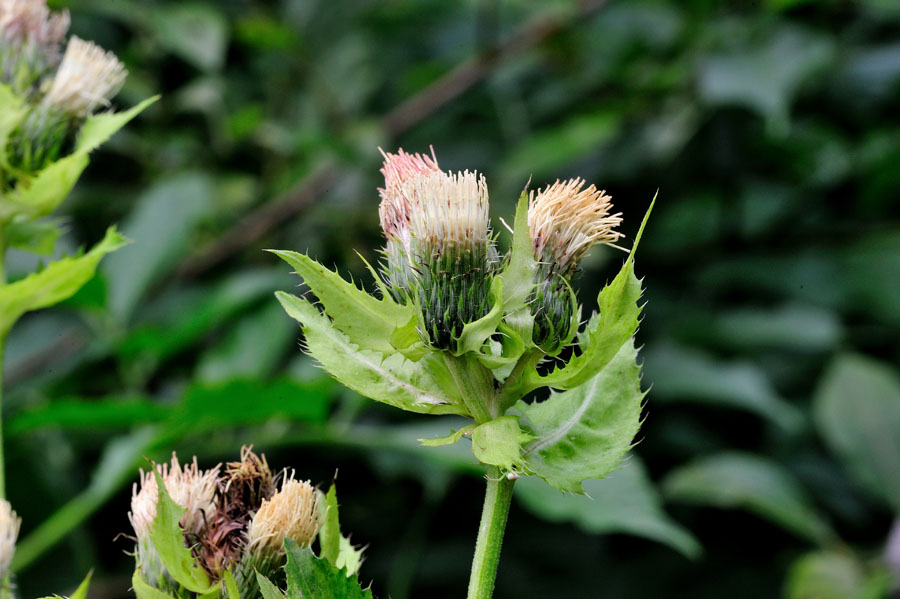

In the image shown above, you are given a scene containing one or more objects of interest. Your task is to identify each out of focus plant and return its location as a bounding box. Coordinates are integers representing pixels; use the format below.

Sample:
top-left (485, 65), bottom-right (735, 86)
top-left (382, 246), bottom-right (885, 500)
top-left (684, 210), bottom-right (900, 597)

top-left (0, 0), bottom-right (155, 594)
top-left (273, 148), bottom-right (653, 598)
top-left (127, 446), bottom-right (370, 599)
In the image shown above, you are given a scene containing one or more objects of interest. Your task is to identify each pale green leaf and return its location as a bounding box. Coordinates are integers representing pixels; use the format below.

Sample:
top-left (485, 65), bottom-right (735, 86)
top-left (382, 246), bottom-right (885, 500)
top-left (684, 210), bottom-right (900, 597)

top-left (335, 536), bottom-right (365, 578)
top-left (318, 484), bottom-right (364, 577)
top-left (419, 425), bottom-right (475, 447)
top-left (0, 227), bottom-right (128, 336)
top-left (471, 416), bottom-right (534, 472)
top-left (284, 541), bottom-right (373, 599)
top-left (3, 152), bottom-right (88, 219)
top-left (0, 83), bottom-right (27, 168)
top-left (515, 339), bottom-right (645, 493)
top-left (255, 573), bottom-right (286, 599)
top-left (221, 569), bottom-right (239, 599)
top-left (149, 471), bottom-right (214, 593)
top-left (813, 353), bottom-right (900, 511)
top-left (453, 277), bottom-right (504, 356)
top-left (497, 191), bottom-right (537, 348)
top-left (663, 452), bottom-right (833, 545)
top-left (132, 571), bottom-right (177, 599)
top-left (68, 570), bottom-right (92, 599)
top-left (5, 216), bottom-right (62, 255)
top-left (270, 249), bottom-right (416, 354)
top-left (515, 457), bottom-right (701, 558)
top-left (276, 291), bottom-right (465, 415)
top-left (785, 551), bottom-right (892, 599)
top-left (75, 96), bottom-right (159, 154)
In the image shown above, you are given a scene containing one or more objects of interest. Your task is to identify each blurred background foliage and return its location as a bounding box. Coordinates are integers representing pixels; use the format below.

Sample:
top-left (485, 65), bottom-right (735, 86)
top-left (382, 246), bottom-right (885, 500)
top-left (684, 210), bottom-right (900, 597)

top-left (4, 0), bottom-right (900, 597)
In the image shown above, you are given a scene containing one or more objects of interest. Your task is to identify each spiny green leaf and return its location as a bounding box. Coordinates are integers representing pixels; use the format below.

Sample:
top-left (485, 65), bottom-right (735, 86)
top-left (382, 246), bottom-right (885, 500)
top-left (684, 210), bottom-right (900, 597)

top-left (318, 484), bottom-right (364, 577)
top-left (284, 540), bottom-right (373, 599)
top-left (471, 416), bottom-right (534, 472)
top-left (75, 96), bottom-right (159, 154)
top-left (5, 216), bottom-right (62, 255)
top-left (497, 191), bottom-right (537, 350)
top-left (663, 452), bottom-right (834, 545)
top-left (0, 227), bottom-right (128, 336)
top-left (2, 152), bottom-right (89, 219)
top-left (255, 573), bottom-right (286, 599)
top-left (131, 571), bottom-right (177, 599)
top-left (453, 277), bottom-right (504, 356)
top-left (148, 471), bottom-right (214, 593)
top-left (515, 339), bottom-right (645, 493)
top-left (270, 250), bottom-right (416, 354)
top-left (276, 291), bottom-right (465, 415)
top-left (419, 425), bottom-right (475, 447)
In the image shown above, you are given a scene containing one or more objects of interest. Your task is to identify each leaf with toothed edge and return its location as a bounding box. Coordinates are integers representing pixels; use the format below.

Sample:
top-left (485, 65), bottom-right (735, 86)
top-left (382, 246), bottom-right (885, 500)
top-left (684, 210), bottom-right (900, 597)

top-left (514, 338), bottom-right (646, 493)
top-left (270, 249), bottom-right (418, 355)
top-left (471, 416), bottom-right (535, 472)
top-left (276, 291), bottom-right (466, 415)
top-left (284, 539), bottom-right (373, 599)
top-left (497, 191), bottom-right (538, 351)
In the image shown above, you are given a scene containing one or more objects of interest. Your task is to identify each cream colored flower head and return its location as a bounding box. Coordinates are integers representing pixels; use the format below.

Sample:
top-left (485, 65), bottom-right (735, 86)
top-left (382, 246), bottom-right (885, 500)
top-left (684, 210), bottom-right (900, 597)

top-left (247, 476), bottom-right (320, 556)
top-left (44, 36), bottom-right (126, 116)
top-left (378, 147), bottom-right (441, 247)
top-left (0, 499), bottom-right (20, 579)
top-left (0, 0), bottom-right (69, 47)
top-left (528, 178), bottom-right (623, 273)
top-left (404, 169), bottom-right (490, 251)
top-left (129, 455), bottom-right (220, 541)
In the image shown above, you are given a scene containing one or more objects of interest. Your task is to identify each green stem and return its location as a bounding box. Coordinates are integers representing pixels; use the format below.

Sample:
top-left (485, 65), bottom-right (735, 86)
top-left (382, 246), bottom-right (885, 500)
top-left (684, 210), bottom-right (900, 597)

top-left (467, 465), bottom-right (515, 599)
top-left (443, 354), bottom-right (494, 423)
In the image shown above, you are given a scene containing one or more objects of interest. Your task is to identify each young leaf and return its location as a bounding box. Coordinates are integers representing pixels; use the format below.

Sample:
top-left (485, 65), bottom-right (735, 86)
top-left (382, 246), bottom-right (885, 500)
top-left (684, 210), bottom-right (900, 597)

top-left (148, 470), bottom-right (214, 594)
top-left (270, 250), bottom-right (416, 354)
top-left (471, 416), bottom-right (534, 472)
top-left (284, 540), bottom-right (373, 599)
top-left (5, 217), bottom-right (63, 255)
top-left (221, 569), bottom-right (240, 599)
top-left (3, 152), bottom-right (89, 218)
top-left (132, 571), bottom-right (178, 599)
top-left (453, 277), bottom-right (504, 356)
top-left (419, 425), bottom-right (475, 447)
top-left (319, 484), bottom-right (365, 577)
top-left (515, 339), bottom-right (645, 493)
top-left (0, 227), bottom-right (128, 336)
top-left (276, 292), bottom-right (465, 415)
top-left (75, 96), bottom-right (159, 154)
top-left (255, 573), bottom-right (286, 599)
top-left (663, 452), bottom-right (834, 545)
top-left (497, 191), bottom-right (537, 348)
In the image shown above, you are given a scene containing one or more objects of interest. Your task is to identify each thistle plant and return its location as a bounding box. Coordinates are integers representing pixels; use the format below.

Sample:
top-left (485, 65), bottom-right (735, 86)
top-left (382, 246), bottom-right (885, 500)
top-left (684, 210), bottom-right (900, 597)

top-left (272, 147), bottom-right (653, 598)
top-left (127, 447), bottom-right (369, 599)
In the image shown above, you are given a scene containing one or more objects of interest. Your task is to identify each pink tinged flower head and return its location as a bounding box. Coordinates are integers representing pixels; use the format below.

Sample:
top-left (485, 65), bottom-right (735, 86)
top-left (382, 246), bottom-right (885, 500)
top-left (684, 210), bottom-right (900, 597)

top-left (0, 499), bottom-right (20, 579)
top-left (44, 36), bottom-right (126, 116)
top-left (378, 146), bottom-right (440, 246)
top-left (128, 454), bottom-right (221, 542)
top-left (0, 0), bottom-right (69, 48)
top-left (528, 178), bottom-right (623, 273)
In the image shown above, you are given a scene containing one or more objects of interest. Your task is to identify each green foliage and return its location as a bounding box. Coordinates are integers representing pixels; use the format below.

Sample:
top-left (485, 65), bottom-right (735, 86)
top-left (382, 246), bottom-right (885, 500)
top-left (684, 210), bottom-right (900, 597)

top-left (0, 227), bottom-right (127, 336)
top-left (319, 484), bottom-right (365, 577)
top-left (785, 552), bottom-right (892, 599)
top-left (470, 416), bottom-right (533, 472)
top-left (813, 354), bottom-right (900, 512)
top-left (663, 453), bottom-right (833, 545)
top-left (284, 540), bottom-right (373, 599)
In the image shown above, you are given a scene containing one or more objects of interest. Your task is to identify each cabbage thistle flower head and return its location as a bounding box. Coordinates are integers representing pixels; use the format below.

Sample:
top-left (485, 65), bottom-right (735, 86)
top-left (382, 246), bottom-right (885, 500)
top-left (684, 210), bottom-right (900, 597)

top-left (128, 455), bottom-right (220, 586)
top-left (246, 477), bottom-right (321, 557)
top-left (43, 36), bottom-right (125, 117)
top-left (0, 0), bottom-right (69, 95)
top-left (528, 178), bottom-right (623, 352)
top-left (0, 499), bottom-right (20, 581)
top-left (379, 148), bottom-right (495, 350)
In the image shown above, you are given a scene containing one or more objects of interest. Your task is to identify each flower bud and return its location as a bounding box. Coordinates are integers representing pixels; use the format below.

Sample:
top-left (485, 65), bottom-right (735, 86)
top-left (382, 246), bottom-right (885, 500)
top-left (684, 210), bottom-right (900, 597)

top-left (0, 499), bottom-right (20, 582)
top-left (128, 455), bottom-right (220, 588)
top-left (0, 0), bottom-right (69, 96)
top-left (528, 178), bottom-right (623, 352)
top-left (379, 148), bottom-right (496, 350)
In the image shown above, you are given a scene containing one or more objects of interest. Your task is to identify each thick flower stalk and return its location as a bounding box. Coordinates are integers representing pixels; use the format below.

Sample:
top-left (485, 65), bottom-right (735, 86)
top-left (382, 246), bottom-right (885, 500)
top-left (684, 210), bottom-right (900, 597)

top-left (527, 178), bottom-right (623, 353)
top-left (274, 145), bottom-right (654, 599)
top-left (0, 499), bottom-right (19, 595)
top-left (379, 148), bottom-right (496, 350)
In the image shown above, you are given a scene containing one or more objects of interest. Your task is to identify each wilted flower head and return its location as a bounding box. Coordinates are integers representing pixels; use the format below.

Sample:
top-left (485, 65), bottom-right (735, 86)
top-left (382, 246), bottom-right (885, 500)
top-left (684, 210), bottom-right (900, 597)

top-left (378, 147), bottom-right (495, 350)
top-left (129, 454), bottom-right (221, 542)
top-left (247, 477), bottom-right (320, 557)
top-left (44, 36), bottom-right (125, 116)
top-left (0, 0), bottom-right (69, 95)
top-left (0, 499), bottom-right (20, 580)
top-left (528, 178), bottom-right (623, 352)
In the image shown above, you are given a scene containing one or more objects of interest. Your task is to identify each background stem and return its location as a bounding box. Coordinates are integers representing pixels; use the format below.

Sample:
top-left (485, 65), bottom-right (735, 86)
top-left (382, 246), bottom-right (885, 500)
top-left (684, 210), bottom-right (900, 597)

top-left (467, 465), bottom-right (515, 599)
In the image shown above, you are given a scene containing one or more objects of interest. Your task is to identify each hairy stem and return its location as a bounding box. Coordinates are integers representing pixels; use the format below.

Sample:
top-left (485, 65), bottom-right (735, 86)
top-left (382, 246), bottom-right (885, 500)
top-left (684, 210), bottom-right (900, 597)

top-left (467, 465), bottom-right (515, 599)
